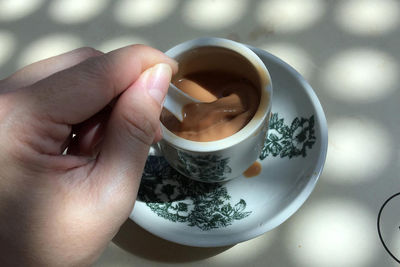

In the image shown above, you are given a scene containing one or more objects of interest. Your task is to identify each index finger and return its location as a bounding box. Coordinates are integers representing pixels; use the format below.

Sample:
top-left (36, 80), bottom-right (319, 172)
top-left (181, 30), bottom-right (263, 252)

top-left (23, 44), bottom-right (178, 125)
top-left (1, 47), bottom-right (103, 93)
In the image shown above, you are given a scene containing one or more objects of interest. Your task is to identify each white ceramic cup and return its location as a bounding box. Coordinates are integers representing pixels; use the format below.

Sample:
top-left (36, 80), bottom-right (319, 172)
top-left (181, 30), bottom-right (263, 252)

top-left (159, 37), bottom-right (273, 183)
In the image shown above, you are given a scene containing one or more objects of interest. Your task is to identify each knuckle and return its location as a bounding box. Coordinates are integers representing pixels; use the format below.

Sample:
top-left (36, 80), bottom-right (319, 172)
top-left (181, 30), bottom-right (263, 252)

top-left (74, 47), bottom-right (103, 59)
top-left (77, 55), bottom-right (115, 97)
top-left (126, 44), bottom-right (159, 58)
top-left (119, 106), bottom-right (157, 146)
top-left (82, 54), bottom-right (111, 77)
top-left (129, 44), bottom-right (149, 50)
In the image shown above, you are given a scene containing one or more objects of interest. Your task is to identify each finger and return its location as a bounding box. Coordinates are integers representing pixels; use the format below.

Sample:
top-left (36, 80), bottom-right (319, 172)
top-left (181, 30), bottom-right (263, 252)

top-left (1, 47), bottom-right (103, 92)
top-left (25, 44), bottom-right (178, 125)
top-left (153, 125), bottom-right (163, 144)
top-left (67, 106), bottom-right (111, 156)
top-left (89, 63), bottom-right (172, 207)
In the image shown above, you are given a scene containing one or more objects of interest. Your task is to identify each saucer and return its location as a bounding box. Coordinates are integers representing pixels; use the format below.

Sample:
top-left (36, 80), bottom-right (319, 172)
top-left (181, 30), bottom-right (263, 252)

top-left (129, 46), bottom-right (328, 247)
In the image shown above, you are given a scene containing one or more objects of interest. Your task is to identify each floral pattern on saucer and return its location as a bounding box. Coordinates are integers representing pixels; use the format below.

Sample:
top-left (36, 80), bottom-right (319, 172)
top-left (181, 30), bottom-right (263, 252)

top-left (137, 112), bottom-right (317, 230)
top-left (138, 156), bottom-right (250, 231)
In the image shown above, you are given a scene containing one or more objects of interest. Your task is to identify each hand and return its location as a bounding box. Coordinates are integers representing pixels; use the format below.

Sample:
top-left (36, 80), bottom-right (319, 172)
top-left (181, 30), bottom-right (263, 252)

top-left (0, 45), bottom-right (177, 266)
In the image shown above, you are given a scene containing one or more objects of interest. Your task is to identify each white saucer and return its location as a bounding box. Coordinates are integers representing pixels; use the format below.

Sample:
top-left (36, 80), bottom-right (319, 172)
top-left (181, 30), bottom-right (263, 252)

top-left (129, 46), bottom-right (328, 247)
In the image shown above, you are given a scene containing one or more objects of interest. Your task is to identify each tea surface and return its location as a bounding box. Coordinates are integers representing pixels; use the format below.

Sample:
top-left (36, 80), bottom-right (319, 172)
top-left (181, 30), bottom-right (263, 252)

top-left (161, 71), bottom-right (260, 142)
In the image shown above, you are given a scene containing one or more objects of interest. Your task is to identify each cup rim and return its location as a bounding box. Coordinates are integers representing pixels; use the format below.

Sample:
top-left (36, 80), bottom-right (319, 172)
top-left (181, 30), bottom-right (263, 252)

top-left (161, 37), bottom-right (273, 152)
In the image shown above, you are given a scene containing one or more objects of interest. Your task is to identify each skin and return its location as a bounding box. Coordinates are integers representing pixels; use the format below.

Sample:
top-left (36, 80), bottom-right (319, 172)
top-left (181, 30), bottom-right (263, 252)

top-left (0, 45), bottom-right (178, 266)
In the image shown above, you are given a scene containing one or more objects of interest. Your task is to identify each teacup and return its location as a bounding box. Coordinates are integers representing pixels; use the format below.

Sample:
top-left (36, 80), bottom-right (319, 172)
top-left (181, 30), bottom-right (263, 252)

top-left (159, 37), bottom-right (273, 183)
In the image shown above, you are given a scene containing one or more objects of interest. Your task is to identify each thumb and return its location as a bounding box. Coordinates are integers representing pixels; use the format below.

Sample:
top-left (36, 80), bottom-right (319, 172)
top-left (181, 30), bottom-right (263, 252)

top-left (91, 63), bottom-right (172, 205)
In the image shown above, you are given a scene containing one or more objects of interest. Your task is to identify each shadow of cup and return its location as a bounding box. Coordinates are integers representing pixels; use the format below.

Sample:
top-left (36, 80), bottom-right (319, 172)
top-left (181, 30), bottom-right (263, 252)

top-left (112, 219), bottom-right (234, 263)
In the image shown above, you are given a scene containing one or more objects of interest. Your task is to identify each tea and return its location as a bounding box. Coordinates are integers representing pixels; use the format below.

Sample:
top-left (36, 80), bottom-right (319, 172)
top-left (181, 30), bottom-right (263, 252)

top-left (161, 70), bottom-right (260, 141)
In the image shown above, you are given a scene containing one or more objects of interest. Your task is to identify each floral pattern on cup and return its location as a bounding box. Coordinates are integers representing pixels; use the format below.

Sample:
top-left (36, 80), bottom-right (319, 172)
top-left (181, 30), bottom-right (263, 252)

top-left (260, 113), bottom-right (316, 159)
top-left (175, 151), bottom-right (232, 182)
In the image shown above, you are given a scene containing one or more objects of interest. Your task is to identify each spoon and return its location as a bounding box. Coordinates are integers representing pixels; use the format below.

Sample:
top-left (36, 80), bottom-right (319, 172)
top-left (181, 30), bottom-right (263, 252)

top-left (163, 83), bottom-right (199, 121)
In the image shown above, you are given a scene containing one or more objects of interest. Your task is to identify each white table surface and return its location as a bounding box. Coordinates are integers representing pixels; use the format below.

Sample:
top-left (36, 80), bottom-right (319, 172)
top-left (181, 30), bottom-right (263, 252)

top-left (1, 0), bottom-right (399, 266)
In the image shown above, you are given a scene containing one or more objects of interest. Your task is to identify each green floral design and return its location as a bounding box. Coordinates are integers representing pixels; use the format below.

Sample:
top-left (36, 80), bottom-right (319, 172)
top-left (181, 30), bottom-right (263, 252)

top-left (138, 156), bottom-right (251, 231)
top-left (176, 151), bottom-right (231, 182)
top-left (137, 113), bottom-right (317, 229)
top-left (260, 113), bottom-right (316, 159)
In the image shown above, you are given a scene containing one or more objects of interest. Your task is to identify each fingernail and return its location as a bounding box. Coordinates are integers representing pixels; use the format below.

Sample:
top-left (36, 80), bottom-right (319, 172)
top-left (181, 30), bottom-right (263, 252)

top-left (147, 63), bottom-right (172, 105)
top-left (168, 58), bottom-right (179, 74)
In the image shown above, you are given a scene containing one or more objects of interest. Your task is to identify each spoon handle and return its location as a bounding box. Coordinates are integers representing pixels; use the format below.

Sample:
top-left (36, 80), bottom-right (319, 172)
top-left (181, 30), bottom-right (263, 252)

top-left (163, 83), bottom-right (199, 121)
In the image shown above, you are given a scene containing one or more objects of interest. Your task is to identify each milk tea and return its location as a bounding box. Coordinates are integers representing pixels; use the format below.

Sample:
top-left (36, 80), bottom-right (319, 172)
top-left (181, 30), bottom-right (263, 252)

top-left (161, 47), bottom-right (261, 142)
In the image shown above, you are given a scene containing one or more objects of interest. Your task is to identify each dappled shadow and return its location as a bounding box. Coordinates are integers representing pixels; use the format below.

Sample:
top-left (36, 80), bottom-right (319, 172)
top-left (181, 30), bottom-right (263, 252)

top-left (112, 219), bottom-right (233, 263)
top-left (1, 0), bottom-right (400, 266)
